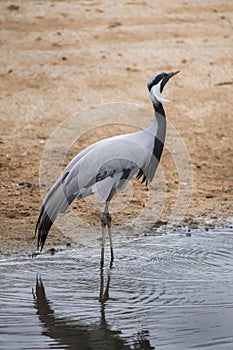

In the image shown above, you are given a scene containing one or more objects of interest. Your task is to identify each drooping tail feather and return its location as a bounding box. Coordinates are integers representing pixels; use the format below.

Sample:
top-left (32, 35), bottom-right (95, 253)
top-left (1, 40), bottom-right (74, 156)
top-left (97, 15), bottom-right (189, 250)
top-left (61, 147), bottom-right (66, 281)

top-left (36, 206), bottom-right (54, 251)
top-left (35, 204), bottom-right (45, 238)
top-left (35, 179), bottom-right (79, 251)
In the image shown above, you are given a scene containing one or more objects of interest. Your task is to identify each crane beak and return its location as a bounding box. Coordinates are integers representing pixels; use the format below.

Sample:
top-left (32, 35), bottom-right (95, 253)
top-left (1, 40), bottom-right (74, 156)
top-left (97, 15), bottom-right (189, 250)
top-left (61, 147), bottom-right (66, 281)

top-left (161, 70), bottom-right (180, 92)
top-left (168, 70), bottom-right (180, 78)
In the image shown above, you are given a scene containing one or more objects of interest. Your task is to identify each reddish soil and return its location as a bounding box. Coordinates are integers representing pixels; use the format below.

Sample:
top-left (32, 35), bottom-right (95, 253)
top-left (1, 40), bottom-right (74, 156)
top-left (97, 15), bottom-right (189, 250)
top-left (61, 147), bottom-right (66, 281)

top-left (0, 0), bottom-right (232, 253)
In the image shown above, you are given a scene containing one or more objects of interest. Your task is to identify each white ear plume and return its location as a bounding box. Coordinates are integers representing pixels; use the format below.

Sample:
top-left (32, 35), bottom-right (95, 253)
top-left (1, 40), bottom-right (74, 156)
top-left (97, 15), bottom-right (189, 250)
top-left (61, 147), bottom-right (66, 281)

top-left (150, 81), bottom-right (170, 104)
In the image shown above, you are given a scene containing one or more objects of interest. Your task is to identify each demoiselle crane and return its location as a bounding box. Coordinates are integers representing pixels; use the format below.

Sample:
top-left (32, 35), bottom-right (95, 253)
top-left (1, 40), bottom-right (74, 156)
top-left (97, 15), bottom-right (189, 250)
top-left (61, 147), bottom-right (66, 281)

top-left (35, 70), bottom-right (180, 266)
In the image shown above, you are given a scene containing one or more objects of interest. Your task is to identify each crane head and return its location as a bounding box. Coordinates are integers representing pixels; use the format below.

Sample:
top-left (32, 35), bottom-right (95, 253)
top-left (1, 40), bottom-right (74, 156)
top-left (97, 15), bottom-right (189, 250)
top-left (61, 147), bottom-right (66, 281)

top-left (148, 70), bottom-right (180, 105)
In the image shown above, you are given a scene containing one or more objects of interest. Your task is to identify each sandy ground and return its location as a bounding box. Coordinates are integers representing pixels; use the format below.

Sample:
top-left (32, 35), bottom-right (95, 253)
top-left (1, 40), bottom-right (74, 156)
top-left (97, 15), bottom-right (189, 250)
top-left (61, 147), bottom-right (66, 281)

top-left (0, 0), bottom-right (233, 254)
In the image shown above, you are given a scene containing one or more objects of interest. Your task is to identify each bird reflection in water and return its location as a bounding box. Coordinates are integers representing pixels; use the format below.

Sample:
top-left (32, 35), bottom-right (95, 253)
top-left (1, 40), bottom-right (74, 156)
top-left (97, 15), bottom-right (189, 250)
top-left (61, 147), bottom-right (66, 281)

top-left (33, 270), bottom-right (155, 350)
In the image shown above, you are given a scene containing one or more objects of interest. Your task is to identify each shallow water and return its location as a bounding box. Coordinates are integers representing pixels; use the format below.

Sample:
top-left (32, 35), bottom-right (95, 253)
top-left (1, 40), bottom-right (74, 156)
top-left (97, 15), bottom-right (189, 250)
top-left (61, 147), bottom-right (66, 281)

top-left (0, 228), bottom-right (233, 350)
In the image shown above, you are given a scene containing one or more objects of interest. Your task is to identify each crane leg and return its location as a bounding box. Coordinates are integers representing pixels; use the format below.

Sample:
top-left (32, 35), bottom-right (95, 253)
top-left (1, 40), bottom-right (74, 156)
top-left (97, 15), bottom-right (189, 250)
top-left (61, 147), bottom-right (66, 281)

top-left (107, 214), bottom-right (114, 268)
top-left (101, 202), bottom-right (114, 268)
top-left (100, 218), bottom-right (106, 268)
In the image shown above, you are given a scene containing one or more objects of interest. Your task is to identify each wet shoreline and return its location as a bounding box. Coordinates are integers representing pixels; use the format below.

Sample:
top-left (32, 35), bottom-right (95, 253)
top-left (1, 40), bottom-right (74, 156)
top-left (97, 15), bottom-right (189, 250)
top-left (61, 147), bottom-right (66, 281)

top-left (1, 219), bottom-right (232, 258)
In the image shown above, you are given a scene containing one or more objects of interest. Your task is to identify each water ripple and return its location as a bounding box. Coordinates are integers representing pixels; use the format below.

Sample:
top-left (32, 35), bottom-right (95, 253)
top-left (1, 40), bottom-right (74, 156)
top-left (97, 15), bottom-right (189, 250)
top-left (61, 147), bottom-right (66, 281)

top-left (0, 228), bottom-right (233, 349)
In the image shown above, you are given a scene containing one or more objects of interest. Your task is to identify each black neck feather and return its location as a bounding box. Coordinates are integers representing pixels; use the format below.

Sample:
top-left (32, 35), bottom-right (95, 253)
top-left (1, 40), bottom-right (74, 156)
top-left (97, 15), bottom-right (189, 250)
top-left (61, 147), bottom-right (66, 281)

top-left (152, 101), bottom-right (166, 165)
top-left (152, 101), bottom-right (166, 118)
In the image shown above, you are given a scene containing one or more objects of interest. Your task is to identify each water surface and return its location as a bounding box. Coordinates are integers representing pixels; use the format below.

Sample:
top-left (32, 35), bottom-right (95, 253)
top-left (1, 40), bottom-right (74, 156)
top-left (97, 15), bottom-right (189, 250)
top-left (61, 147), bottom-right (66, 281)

top-left (0, 228), bottom-right (233, 349)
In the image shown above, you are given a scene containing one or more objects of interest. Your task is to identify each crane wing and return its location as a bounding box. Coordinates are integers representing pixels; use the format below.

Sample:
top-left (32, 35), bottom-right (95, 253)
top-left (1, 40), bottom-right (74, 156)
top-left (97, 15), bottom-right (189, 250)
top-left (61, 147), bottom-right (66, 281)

top-left (63, 137), bottom-right (150, 199)
top-left (35, 130), bottom-right (158, 250)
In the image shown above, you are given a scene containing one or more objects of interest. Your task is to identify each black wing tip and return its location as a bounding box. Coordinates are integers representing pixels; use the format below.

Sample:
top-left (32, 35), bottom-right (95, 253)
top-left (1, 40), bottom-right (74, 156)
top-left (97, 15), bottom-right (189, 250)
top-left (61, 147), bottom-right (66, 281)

top-left (141, 175), bottom-right (147, 184)
top-left (35, 205), bottom-right (45, 237)
top-left (136, 168), bottom-right (143, 180)
top-left (36, 208), bottom-right (53, 252)
top-left (37, 235), bottom-right (46, 252)
top-left (136, 168), bottom-right (147, 185)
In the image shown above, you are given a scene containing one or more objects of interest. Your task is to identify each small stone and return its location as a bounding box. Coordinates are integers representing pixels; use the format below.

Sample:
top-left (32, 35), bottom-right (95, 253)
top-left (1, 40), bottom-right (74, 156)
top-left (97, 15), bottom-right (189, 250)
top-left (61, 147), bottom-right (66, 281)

top-left (108, 21), bottom-right (122, 28)
top-left (7, 4), bottom-right (19, 10)
top-left (49, 248), bottom-right (56, 255)
top-left (22, 211), bottom-right (30, 217)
